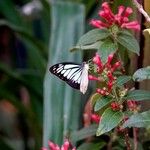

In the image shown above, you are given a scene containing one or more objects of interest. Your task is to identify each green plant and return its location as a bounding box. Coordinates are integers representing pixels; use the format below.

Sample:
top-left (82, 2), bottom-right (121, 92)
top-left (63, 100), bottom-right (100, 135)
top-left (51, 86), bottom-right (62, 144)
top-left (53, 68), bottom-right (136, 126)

top-left (45, 1), bottom-right (150, 150)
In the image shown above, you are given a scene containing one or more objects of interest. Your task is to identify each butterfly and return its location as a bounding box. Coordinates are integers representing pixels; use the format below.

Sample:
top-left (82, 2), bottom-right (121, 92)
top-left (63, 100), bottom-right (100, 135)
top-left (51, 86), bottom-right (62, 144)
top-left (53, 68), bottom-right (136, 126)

top-left (49, 62), bottom-right (89, 94)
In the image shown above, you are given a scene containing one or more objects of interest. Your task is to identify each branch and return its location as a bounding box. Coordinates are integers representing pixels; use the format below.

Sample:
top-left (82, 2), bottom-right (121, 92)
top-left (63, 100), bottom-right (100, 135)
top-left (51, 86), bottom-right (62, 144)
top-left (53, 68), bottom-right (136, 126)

top-left (133, 128), bottom-right (138, 150)
top-left (132, 0), bottom-right (150, 23)
top-left (124, 129), bottom-right (131, 150)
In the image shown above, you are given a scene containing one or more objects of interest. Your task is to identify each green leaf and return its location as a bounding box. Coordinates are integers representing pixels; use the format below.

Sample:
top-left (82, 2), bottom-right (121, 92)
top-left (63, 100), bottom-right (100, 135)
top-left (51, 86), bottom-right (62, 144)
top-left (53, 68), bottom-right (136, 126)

top-left (116, 75), bottom-right (132, 87)
top-left (98, 38), bottom-right (118, 63)
top-left (0, 0), bottom-right (26, 28)
top-left (71, 125), bottom-right (98, 143)
top-left (77, 29), bottom-right (110, 46)
top-left (125, 90), bottom-right (150, 101)
top-left (90, 93), bottom-right (101, 106)
top-left (94, 97), bottom-right (113, 112)
top-left (43, 2), bottom-right (85, 146)
top-left (118, 29), bottom-right (133, 36)
top-left (123, 111), bottom-right (150, 128)
top-left (133, 66), bottom-right (150, 81)
top-left (117, 32), bottom-right (140, 55)
top-left (96, 108), bottom-right (123, 136)
top-left (77, 141), bottom-right (106, 150)
top-left (70, 41), bottom-right (102, 52)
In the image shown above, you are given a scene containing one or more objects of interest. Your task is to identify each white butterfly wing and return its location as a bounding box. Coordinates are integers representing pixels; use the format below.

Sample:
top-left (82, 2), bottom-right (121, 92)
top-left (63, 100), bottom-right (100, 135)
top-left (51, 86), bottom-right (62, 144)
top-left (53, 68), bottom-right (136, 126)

top-left (49, 62), bottom-right (83, 89)
top-left (80, 64), bottom-right (89, 94)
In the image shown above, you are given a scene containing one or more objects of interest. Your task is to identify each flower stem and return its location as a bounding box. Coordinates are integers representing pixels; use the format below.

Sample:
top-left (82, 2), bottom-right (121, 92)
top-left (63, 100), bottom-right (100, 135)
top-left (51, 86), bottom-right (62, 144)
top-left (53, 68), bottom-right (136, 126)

top-left (133, 127), bottom-right (138, 150)
top-left (124, 129), bottom-right (131, 150)
top-left (112, 88), bottom-right (119, 102)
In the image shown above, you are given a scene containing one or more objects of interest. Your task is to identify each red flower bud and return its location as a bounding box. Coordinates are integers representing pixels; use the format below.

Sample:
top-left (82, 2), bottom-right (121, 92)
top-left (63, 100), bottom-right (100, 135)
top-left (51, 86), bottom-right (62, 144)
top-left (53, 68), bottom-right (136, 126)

top-left (48, 141), bottom-right (60, 150)
top-left (127, 100), bottom-right (138, 111)
top-left (90, 19), bottom-right (106, 28)
top-left (107, 71), bottom-right (114, 81)
top-left (88, 75), bottom-right (99, 81)
top-left (93, 53), bottom-right (103, 68)
top-left (41, 147), bottom-right (48, 150)
top-left (107, 80), bottom-right (113, 90)
top-left (91, 114), bottom-right (101, 124)
top-left (96, 88), bottom-right (109, 96)
top-left (124, 7), bottom-right (133, 18)
top-left (117, 6), bottom-right (125, 16)
top-left (111, 61), bottom-right (121, 72)
top-left (61, 140), bottom-right (70, 150)
top-left (111, 102), bottom-right (121, 111)
top-left (121, 21), bottom-right (140, 31)
top-left (107, 53), bottom-right (114, 65)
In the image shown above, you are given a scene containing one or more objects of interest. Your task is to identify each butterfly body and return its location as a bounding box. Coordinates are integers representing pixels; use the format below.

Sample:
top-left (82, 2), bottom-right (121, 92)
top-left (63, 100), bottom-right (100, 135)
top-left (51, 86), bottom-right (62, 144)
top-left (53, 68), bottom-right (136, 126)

top-left (49, 62), bottom-right (89, 94)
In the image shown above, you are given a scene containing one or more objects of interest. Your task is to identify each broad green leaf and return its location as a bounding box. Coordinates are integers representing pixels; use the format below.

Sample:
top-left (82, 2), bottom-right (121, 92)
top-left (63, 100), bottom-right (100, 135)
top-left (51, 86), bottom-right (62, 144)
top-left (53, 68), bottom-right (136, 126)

top-left (98, 38), bottom-right (118, 63)
top-left (116, 75), bottom-right (132, 87)
top-left (77, 141), bottom-right (106, 150)
top-left (71, 124), bottom-right (98, 143)
top-left (118, 29), bottom-right (133, 36)
top-left (77, 29), bottom-right (110, 46)
top-left (125, 90), bottom-right (150, 101)
top-left (94, 97), bottom-right (113, 111)
top-left (133, 66), bottom-right (150, 81)
top-left (117, 32), bottom-right (140, 55)
top-left (43, 2), bottom-right (84, 146)
top-left (96, 108), bottom-right (123, 136)
top-left (70, 41), bottom-right (102, 52)
top-left (123, 111), bottom-right (150, 128)
top-left (90, 93), bottom-right (101, 106)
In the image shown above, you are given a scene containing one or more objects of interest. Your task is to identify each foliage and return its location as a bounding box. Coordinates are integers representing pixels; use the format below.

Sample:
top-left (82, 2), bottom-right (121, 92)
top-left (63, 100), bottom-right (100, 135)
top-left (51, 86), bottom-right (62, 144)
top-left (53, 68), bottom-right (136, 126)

top-left (1, 0), bottom-right (150, 150)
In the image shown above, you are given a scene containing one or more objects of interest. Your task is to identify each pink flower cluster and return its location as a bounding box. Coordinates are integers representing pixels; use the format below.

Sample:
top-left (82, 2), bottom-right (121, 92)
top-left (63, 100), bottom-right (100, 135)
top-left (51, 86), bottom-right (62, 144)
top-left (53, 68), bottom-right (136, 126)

top-left (90, 2), bottom-right (140, 31)
top-left (41, 140), bottom-right (76, 150)
top-left (89, 53), bottom-right (121, 96)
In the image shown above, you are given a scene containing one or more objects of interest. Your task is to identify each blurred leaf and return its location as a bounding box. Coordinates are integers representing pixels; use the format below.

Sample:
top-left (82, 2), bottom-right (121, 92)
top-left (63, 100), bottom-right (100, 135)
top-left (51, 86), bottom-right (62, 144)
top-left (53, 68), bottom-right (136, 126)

top-left (116, 31), bottom-right (140, 55)
top-left (99, 38), bottom-right (118, 63)
top-left (133, 66), bottom-right (150, 82)
top-left (0, 20), bottom-right (47, 71)
top-left (77, 29), bottom-right (110, 46)
top-left (0, 138), bottom-right (14, 150)
top-left (125, 90), bottom-right (150, 101)
top-left (77, 141), bottom-right (106, 150)
top-left (123, 110), bottom-right (150, 128)
top-left (71, 124), bottom-right (98, 143)
top-left (0, 84), bottom-right (26, 115)
top-left (40, 0), bottom-right (51, 45)
top-left (0, 0), bottom-right (27, 28)
top-left (43, 2), bottom-right (85, 146)
top-left (96, 108), bottom-right (123, 136)
top-left (94, 96), bottom-right (113, 112)
top-left (0, 63), bottom-right (42, 97)
top-left (116, 75), bottom-right (132, 87)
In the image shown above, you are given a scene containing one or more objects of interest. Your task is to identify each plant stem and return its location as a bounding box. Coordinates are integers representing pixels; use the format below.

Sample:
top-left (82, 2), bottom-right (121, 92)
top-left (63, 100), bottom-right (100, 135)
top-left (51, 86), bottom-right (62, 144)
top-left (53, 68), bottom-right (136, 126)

top-left (133, 127), bottom-right (138, 150)
top-left (112, 88), bottom-right (119, 102)
top-left (132, 0), bottom-right (150, 22)
top-left (107, 129), bottom-right (117, 150)
top-left (124, 129), bottom-right (131, 150)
